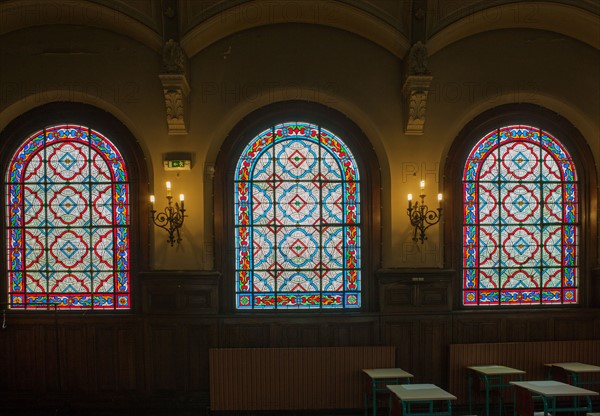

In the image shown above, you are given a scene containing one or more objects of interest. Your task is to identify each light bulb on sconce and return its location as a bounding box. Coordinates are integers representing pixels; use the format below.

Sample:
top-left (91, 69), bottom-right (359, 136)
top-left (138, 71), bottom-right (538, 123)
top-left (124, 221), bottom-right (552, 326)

top-left (406, 180), bottom-right (443, 244)
top-left (149, 182), bottom-right (186, 246)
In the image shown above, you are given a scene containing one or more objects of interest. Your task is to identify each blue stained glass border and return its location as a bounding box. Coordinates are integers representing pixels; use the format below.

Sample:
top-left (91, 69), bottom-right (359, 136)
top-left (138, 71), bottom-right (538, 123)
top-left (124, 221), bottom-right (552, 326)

top-left (234, 122), bottom-right (361, 310)
top-left (462, 125), bottom-right (578, 306)
top-left (5, 125), bottom-right (131, 310)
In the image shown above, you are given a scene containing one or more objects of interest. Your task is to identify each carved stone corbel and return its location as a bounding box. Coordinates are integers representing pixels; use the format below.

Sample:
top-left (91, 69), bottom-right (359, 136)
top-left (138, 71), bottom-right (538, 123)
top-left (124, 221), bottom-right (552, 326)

top-left (402, 41), bottom-right (433, 135)
top-left (402, 75), bottom-right (433, 135)
top-left (159, 73), bottom-right (190, 135)
top-left (159, 39), bottom-right (190, 135)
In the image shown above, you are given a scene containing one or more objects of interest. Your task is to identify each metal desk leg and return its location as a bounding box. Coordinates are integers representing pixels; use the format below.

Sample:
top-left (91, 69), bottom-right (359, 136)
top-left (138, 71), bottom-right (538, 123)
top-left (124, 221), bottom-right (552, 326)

top-left (468, 371), bottom-right (473, 415)
top-left (540, 396), bottom-right (557, 416)
top-left (512, 375), bottom-right (521, 416)
top-left (484, 374), bottom-right (490, 416)
top-left (499, 383), bottom-right (503, 416)
top-left (569, 372), bottom-right (581, 411)
top-left (585, 395), bottom-right (592, 413)
top-left (571, 371), bottom-right (579, 385)
top-left (542, 395), bottom-right (549, 416)
top-left (372, 381), bottom-right (377, 416)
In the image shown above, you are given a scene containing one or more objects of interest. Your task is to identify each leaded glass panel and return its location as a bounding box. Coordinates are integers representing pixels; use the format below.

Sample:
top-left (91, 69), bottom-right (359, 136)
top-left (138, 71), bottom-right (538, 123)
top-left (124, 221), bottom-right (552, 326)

top-left (5, 125), bottom-right (130, 310)
top-left (463, 125), bottom-right (578, 306)
top-left (234, 122), bottom-right (361, 309)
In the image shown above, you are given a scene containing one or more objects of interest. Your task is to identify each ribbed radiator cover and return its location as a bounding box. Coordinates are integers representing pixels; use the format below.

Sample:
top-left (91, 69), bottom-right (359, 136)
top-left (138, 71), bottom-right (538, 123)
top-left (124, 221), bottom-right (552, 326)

top-left (209, 346), bottom-right (396, 411)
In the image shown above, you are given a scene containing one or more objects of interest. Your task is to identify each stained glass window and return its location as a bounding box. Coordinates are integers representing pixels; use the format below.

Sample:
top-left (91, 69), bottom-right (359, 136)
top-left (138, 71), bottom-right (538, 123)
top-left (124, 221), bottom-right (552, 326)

top-left (234, 122), bottom-right (360, 309)
top-left (463, 125), bottom-right (578, 306)
top-left (5, 125), bottom-right (130, 310)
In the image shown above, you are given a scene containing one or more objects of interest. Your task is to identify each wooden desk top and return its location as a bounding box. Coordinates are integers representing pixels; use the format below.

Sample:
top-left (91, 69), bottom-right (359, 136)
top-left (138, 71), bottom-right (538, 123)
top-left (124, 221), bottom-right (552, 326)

top-left (510, 380), bottom-right (600, 397)
top-left (387, 384), bottom-right (457, 401)
top-left (363, 368), bottom-right (414, 379)
top-left (547, 362), bottom-right (600, 373)
top-left (468, 365), bottom-right (526, 376)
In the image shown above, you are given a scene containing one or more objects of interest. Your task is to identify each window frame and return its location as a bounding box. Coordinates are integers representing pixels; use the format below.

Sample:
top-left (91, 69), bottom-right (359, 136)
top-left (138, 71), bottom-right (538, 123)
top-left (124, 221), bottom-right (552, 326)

top-left (0, 102), bottom-right (149, 313)
top-left (214, 101), bottom-right (381, 313)
top-left (444, 104), bottom-right (597, 309)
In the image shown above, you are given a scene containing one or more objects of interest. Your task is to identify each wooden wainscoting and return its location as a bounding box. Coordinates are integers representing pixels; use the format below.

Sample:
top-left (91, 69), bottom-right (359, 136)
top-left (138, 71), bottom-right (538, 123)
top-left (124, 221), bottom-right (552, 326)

top-left (209, 346), bottom-right (396, 411)
top-left (449, 340), bottom-right (600, 404)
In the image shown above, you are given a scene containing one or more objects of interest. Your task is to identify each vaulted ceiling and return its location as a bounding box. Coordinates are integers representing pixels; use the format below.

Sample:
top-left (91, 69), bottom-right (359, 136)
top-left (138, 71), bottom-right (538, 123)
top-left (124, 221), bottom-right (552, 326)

top-left (1, 0), bottom-right (598, 58)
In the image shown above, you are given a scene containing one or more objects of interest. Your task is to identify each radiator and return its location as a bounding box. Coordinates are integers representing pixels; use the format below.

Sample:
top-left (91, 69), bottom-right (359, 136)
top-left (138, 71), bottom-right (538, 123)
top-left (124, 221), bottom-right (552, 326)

top-left (209, 346), bottom-right (396, 411)
top-left (449, 340), bottom-right (600, 405)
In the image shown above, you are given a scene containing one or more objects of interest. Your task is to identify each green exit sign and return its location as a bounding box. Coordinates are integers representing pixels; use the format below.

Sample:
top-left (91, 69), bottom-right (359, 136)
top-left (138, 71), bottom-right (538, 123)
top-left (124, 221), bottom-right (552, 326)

top-left (163, 160), bottom-right (191, 171)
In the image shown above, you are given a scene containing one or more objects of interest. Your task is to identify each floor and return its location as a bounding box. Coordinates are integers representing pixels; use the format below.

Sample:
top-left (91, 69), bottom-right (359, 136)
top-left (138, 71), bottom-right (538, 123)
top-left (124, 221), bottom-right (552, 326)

top-left (0, 407), bottom-right (501, 416)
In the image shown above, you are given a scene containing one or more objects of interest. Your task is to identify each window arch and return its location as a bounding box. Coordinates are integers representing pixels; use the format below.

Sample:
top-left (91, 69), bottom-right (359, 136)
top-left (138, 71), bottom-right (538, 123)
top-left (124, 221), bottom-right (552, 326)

top-left (1, 103), bottom-right (147, 310)
top-left (445, 104), bottom-right (597, 308)
top-left (463, 125), bottom-right (577, 305)
top-left (235, 122), bottom-right (360, 309)
top-left (215, 102), bottom-right (380, 311)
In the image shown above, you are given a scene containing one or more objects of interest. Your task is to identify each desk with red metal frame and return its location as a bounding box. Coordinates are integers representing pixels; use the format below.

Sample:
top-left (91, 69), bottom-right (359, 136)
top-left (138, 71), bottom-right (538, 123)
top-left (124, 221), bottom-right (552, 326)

top-left (363, 368), bottom-right (413, 416)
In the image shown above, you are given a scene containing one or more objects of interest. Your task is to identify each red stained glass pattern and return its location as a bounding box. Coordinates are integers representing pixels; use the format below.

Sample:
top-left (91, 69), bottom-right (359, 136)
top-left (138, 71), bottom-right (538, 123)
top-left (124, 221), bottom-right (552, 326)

top-left (234, 122), bottom-right (361, 309)
top-left (5, 125), bottom-right (130, 310)
top-left (463, 126), bottom-right (578, 306)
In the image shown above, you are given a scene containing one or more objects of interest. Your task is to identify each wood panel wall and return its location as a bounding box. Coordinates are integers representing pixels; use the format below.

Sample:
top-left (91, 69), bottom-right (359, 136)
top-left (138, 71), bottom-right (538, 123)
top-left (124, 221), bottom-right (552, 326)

top-left (1, 270), bottom-right (600, 413)
top-left (449, 340), bottom-right (600, 405)
top-left (209, 346), bottom-right (396, 410)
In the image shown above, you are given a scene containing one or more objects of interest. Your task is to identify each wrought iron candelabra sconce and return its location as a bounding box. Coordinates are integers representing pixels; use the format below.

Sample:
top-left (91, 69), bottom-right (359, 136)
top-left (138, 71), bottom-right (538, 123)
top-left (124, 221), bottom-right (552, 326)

top-left (150, 181), bottom-right (186, 247)
top-left (407, 180), bottom-right (442, 244)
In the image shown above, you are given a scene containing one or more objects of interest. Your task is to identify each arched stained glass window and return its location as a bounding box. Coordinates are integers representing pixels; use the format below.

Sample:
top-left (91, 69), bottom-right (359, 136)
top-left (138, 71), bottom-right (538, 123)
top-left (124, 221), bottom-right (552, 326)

top-left (234, 122), bottom-right (360, 309)
top-left (463, 125), bottom-right (578, 306)
top-left (5, 124), bottom-right (130, 310)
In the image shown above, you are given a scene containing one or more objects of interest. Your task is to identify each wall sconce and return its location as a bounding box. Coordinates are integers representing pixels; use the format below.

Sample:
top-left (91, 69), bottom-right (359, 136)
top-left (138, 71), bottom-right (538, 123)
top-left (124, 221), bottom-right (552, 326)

top-left (407, 180), bottom-right (442, 244)
top-left (150, 181), bottom-right (186, 246)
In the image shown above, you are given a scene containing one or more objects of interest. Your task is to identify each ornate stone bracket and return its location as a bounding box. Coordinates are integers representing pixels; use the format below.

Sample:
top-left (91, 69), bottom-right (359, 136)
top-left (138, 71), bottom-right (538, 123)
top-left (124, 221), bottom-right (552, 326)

top-left (159, 73), bottom-right (190, 135)
top-left (402, 75), bottom-right (433, 135)
top-left (159, 39), bottom-right (190, 135)
top-left (402, 41), bottom-right (432, 135)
